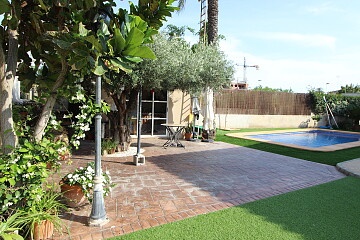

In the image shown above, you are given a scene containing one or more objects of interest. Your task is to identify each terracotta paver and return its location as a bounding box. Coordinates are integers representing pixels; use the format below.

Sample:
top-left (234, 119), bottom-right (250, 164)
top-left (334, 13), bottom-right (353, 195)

top-left (52, 138), bottom-right (345, 239)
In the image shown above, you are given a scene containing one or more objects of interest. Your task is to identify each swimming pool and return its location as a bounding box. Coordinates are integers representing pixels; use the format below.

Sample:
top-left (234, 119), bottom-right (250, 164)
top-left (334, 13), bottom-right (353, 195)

top-left (227, 129), bottom-right (360, 151)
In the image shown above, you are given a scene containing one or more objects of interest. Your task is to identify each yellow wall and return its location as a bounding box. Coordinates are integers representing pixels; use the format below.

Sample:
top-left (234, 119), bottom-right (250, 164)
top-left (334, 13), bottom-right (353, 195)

top-left (167, 90), bottom-right (191, 124)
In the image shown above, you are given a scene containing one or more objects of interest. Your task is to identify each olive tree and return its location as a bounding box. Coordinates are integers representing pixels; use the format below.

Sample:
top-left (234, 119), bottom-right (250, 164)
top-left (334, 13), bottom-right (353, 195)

top-left (104, 34), bottom-right (234, 146)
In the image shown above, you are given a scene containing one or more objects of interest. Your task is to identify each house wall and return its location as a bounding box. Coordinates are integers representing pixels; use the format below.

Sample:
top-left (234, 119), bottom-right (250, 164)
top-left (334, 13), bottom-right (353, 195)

top-left (167, 90), bottom-right (191, 124)
top-left (215, 114), bottom-right (315, 129)
top-left (103, 89), bottom-right (317, 133)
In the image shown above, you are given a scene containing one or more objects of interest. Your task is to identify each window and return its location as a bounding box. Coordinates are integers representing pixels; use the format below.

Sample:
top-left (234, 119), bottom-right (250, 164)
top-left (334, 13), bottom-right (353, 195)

top-left (131, 90), bottom-right (167, 136)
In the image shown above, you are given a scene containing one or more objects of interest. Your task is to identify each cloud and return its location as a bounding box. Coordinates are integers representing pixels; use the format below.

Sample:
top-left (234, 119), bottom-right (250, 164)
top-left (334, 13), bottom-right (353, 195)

top-left (250, 32), bottom-right (336, 49)
top-left (304, 2), bottom-right (343, 15)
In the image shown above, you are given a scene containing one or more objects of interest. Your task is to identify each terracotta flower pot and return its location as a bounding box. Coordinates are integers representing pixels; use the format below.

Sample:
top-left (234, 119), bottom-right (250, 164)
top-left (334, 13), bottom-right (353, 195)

top-left (60, 182), bottom-right (86, 208)
top-left (33, 220), bottom-right (54, 240)
top-left (184, 132), bottom-right (192, 140)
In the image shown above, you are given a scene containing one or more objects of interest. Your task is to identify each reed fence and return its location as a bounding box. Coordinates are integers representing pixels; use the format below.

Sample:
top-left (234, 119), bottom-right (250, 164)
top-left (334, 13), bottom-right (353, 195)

top-left (215, 90), bottom-right (312, 115)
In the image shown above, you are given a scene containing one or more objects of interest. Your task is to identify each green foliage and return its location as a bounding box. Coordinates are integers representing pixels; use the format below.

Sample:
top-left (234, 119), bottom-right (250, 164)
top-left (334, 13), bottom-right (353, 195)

top-left (130, 0), bottom-right (179, 30)
top-left (252, 86), bottom-right (293, 93)
top-left (0, 114), bottom-right (70, 215)
top-left (62, 94), bottom-right (110, 149)
top-left (338, 84), bottom-right (360, 93)
top-left (0, 212), bottom-right (25, 240)
top-left (101, 138), bottom-right (118, 154)
top-left (0, 0), bottom-right (10, 15)
top-left (133, 34), bottom-right (235, 94)
top-left (309, 91), bottom-right (360, 129)
top-left (184, 124), bottom-right (193, 133)
top-left (0, 140), bottom-right (53, 215)
top-left (163, 24), bottom-right (196, 39)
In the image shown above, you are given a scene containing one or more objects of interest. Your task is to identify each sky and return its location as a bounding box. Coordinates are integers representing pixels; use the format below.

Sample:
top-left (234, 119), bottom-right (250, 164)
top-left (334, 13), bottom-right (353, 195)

top-left (118, 0), bottom-right (360, 93)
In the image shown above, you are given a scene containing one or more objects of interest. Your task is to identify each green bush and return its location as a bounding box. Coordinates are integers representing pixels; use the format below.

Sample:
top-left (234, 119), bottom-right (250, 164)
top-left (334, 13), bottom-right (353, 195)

top-left (0, 135), bottom-right (68, 215)
top-left (309, 91), bottom-right (360, 129)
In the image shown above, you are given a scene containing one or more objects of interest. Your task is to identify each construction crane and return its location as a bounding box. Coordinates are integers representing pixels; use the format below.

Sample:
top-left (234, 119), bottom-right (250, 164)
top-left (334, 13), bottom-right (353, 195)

top-left (243, 57), bottom-right (259, 85)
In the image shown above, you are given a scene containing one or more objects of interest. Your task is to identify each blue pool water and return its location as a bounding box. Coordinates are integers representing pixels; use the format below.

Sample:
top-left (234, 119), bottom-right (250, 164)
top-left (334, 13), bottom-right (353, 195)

top-left (248, 130), bottom-right (360, 148)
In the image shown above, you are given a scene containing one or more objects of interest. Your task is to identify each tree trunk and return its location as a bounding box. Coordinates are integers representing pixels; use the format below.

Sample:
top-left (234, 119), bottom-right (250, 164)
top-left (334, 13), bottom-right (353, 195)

top-left (107, 111), bottom-right (120, 143)
top-left (33, 55), bottom-right (68, 141)
top-left (110, 89), bottom-right (137, 151)
top-left (0, 29), bottom-right (18, 153)
top-left (207, 0), bottom-right (218, 44)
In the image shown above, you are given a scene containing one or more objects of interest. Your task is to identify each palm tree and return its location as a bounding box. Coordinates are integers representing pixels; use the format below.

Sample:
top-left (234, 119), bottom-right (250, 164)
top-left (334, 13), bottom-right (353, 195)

top-left (177, 0), bottom-right (218, 44)
top-left (206, 0), bottom-right (218, 44)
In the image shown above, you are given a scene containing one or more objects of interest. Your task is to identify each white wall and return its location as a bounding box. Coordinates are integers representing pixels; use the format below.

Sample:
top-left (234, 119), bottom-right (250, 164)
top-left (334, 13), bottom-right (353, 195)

top-left (215, 114), bottom-right (314, 129)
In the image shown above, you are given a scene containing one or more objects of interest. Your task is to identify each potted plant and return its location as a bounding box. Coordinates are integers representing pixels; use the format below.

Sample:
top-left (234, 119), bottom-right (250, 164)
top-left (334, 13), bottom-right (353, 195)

top-left (101, 139), bottom-right (109, 156)
top-left (19, 188), bottom-right (67, 240)
top-left (101, 139), bottom-right (118, 155)
top-left (311, 114), bottom-right (322, 127)
top-left (60, 162), bottom-right (114, 207)
top-left (108, 140), bottom-right (118, 154)
top-left (184, 124), bottom-right (193, 140)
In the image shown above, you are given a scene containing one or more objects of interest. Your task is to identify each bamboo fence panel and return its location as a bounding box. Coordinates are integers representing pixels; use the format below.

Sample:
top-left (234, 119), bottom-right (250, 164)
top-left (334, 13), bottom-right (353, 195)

top-left (215, 90), bottom-right (312, 115)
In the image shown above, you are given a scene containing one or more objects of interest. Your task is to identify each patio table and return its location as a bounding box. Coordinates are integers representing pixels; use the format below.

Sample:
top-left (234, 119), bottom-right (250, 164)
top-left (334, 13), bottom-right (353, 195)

top-left (161, 123), bottom-right (186, 148)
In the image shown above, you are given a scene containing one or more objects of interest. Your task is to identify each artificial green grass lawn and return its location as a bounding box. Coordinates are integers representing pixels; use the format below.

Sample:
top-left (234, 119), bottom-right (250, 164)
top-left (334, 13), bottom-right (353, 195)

top-left (216, 128), bottom-right (360, 166)
top-left (111, 177), bottom-right (360, 240)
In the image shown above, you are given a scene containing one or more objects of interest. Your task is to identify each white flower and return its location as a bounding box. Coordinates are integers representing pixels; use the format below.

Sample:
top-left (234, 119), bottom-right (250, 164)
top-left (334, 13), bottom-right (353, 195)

top-left (58, 147), bottom-right (67, 153)
top-left (79, 124), bottom-right (90, 131)
top-left (75, 114), bottom-right (87, 120)
top-left (35, 194), bottom-right (42, 201)
top-left (72, 140), bottom-right (80, 147)
top-left (71, 92), bottom-right (85, 101)
top-left (50, 119), bottom-right (58, 126)
top-left (76, 133), bottom-right (86, 139)
top-left (10, 157), bottom-right (19, 164)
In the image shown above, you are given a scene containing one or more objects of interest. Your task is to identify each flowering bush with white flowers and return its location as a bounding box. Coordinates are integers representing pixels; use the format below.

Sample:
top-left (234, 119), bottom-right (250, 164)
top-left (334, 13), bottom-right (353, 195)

top-left (61, 162), bottom-right (114, 202)
top-left (63, 96), bottom-right (110, 149)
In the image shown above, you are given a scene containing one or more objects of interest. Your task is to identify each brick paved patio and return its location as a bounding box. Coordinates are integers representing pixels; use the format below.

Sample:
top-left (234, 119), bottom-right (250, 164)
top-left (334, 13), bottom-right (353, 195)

top-left (52, 138), bottom-right (345, 240)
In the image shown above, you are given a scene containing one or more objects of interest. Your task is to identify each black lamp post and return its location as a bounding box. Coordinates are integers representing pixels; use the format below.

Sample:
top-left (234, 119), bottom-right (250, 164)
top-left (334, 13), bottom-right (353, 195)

top-left (89, 6), bottom-right (113, 227)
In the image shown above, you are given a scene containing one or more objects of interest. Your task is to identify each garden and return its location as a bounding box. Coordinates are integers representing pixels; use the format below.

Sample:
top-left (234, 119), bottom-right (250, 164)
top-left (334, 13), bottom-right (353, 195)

top-left (0, 0), bottom-right (234, 238)
top-left (1, 0), bottom-right (360, 239)
top-left (0, 0), bottom-right (179, 239)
